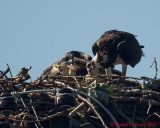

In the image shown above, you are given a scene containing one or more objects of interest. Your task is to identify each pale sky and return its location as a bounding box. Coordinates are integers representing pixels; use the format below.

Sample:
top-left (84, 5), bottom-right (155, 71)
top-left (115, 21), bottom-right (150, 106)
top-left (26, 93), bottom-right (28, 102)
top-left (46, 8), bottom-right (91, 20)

top-left (0, 0), bottom-right (160, 80)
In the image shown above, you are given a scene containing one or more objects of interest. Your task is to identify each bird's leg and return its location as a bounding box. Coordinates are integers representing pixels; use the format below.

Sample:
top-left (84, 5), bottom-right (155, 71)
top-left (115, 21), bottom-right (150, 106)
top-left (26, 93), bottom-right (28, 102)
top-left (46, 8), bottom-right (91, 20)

top-left (105, 67), bottom-right (112, 75)
top-left (105, 67), bottom-right (112, 79)
top-left (122, 64), bottom-right (127, 76)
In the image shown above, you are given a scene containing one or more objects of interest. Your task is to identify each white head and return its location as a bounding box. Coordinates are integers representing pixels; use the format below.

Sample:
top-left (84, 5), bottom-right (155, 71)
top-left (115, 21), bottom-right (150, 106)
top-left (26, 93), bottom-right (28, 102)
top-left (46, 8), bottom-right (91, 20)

top-left (91, 50), bottom-right (109, 68)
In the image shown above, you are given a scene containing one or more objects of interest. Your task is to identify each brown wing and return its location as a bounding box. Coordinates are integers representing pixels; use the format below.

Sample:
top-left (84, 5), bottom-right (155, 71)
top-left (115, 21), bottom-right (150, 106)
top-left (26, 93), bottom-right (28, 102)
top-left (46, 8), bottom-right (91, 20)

top-left (117, 39), bottom-right (143, 67)
top-left (92, 42), bottom-right (98, 56)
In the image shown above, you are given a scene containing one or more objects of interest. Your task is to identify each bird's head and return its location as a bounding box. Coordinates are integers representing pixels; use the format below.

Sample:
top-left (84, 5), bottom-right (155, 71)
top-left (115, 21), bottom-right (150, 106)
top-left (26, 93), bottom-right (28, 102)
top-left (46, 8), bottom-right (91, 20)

top-left (86, 60), bottom-right (103, 76)
top-left (90, 50), bottom-right (109, 69)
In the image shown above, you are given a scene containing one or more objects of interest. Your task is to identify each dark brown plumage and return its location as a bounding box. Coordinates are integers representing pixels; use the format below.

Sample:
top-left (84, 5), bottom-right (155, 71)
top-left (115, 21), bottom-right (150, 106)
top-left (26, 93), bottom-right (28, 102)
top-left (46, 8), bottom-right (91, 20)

top-left (91, 30), bottom-right (144, 76)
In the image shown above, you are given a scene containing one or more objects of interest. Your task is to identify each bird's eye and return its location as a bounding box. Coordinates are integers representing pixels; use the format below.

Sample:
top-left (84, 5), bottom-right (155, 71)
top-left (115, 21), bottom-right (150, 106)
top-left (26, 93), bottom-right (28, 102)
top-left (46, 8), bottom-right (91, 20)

top-left (99, 52), bottom-right (103, 56)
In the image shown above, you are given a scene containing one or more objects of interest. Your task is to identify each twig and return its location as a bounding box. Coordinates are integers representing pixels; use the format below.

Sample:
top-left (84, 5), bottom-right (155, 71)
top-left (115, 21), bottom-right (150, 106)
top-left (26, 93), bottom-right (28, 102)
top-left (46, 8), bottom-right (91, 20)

top-left (114, 103), bottom-right (137, 128)
top-left (69, 102), bottom-right (86, 118)
top-left (145, 112), bottom-right (160, 123)
top-left (0, 64), bottom-right (10, 78)
top-left (132, 105), bottom-right (137, 124)
top-left (19, 96), bottom-right (39, 128)
top-left (73, 76), bottom-right (81, 88)
top-left (40, 108), bottom-right (74, 121)
top-left (111, 96), bottom-right (160, 106)
top-left (54, 80), bottom-right (67, 87)
top-left (150, 57), bottom-right (158, 79)
top-left (48, 74), bottom-right (142, 81)
top-left (154, 112), bottom-right (160, 118)
top-left (78, 95), bottom-right (108, 128)
top-left (147, 99), bottom-right (152, 114)
top-left (30, 97), bottom-right (43, 128)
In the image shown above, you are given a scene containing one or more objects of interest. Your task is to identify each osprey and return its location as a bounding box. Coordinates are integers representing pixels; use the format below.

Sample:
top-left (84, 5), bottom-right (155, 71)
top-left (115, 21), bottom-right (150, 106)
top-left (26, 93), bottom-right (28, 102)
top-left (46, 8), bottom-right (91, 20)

top-left (90, 30), bottom-right (144, 76)
top-left (86, 61), bottom-right (122, 76)
top-left (40, 50), bottom-right (122, 79)
top-left (40, 51), bottom-right (92, 78)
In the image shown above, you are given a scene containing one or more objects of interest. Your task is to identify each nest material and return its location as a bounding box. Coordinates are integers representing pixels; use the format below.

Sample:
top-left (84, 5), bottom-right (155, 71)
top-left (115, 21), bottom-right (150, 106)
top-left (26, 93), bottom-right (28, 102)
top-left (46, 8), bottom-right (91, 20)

top-left (0, 66), bottom-right (160, 128)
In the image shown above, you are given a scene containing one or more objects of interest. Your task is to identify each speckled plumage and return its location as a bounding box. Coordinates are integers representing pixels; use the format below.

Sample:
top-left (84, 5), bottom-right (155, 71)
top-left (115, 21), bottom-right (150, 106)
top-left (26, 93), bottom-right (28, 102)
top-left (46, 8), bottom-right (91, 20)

top-left (40, 51), bottom-right (92, 78)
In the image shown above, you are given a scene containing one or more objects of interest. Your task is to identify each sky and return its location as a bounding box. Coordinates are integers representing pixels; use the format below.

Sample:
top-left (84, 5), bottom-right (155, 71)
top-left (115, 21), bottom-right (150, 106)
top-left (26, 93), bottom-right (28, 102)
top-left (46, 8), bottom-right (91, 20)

top-left (0, 0), bottom-right (160, 80)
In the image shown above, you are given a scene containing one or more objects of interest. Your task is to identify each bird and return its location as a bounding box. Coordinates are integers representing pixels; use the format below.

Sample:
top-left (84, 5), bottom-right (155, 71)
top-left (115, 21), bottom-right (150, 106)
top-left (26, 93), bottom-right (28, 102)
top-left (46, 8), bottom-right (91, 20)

top-left (89, 30), bottom-right (144, 76)
top-left (86, 61), bottom-right (122, 76)
top-left (40, 51), bottom-right (92, 78)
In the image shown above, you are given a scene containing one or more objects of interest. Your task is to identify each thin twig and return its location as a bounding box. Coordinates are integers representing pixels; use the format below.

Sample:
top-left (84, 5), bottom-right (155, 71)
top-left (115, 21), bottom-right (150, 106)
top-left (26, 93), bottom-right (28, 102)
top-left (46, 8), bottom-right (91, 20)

top-left (150, 57), bottom-right (158, 79)
top-left (78, 95), bottom-right (108, 128)
top-left (154, 112), bottom-right (160, 118)
top-left (132, 105), bottom-right (137, 124)
top-left (0, 64), bottom-right (10, 78)
top-left (73, 76), bottom-right (81, 88)
top-left (19, 96), bottom-right (39, 128)
top-left (30, 97), bottom-right (43, 128)
top-left (114, 103), bottom-right (137, 128)
top-left (69, 102), bottom-right (86, 118)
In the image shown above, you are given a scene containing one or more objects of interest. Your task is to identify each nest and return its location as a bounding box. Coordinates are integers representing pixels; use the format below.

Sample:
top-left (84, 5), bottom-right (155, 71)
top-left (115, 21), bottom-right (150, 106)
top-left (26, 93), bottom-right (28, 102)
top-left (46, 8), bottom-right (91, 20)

top-left (0, 65), bottom-right (160, 128)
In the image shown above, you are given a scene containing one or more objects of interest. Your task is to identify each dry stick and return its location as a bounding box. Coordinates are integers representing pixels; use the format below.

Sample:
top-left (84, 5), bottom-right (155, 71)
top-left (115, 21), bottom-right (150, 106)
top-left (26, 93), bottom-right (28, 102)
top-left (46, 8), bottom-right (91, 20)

top-left (10, 119), bottom-right (37, 123)
top-left (111, 96), bottom-right (160, 106)
top-left (54, 80), bottom-right (67, 87)
top-left (0, 64), bottom-right (11, 91)
top-left (48, 75), bottom-right (151, 82)
top-left (145, 112), bottom-right (160, 123)
top-left (147, 99), bottom-right (152, 114)
top-left (69, 102), bottom-right (86, 118)
top-left (123, 108), bottom-right (145, 123)
top-left (53, 81), bottom-right (120, 128)
top-left (68, 102), bottom-right (86, 128)
top-left (72, 76), bottom-right (81, 88)
top-left (114, 104), bottom-right (137, 128)
top-left (0, 65), bottom-right (10, 78)
top-left (7, 64), bottom-right (12, 78)
top-left (19, 96), bottom-right (39, 128)
top-left (132, 105), bottom-right (137, 124)
top-left (52, 81), bottom-right (108, 127)
top-left (0, 79), bottom-right (5, 91)
top-left (78, 95), bottom-right (108, 128)
top-left (14, 108), bottom-right (80, 124)
top-left (154, 112), bottom-right (160, 118)
top-left (11, 113), bottom-right (35, 119)
top-left (30, 97), bottom-right (43, 128)
top-left (41, 110), bottom-right (66, 121)
top-left (63, 81), bottom-right (108, 128)
top-left (7, 64), bottom-right (15, 91)
top-left (19, 97), bottom-right (27, 127)
top-left (1, 74), bottom-right (156, 87)
top-left (150, 57), bottom-right (158, 79)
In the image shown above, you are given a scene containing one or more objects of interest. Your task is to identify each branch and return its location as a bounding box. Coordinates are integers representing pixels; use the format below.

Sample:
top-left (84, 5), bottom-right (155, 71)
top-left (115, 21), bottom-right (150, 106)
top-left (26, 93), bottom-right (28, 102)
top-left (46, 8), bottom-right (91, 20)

top-left (78, 95), bottom-right (108, 128)
top-left (150, 57), bottom-right (158, 79)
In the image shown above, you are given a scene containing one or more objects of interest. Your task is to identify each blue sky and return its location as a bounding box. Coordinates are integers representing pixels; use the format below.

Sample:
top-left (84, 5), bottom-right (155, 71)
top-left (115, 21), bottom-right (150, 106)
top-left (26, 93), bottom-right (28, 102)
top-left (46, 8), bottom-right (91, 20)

top-left (0, 0), bottom-right (160, 80)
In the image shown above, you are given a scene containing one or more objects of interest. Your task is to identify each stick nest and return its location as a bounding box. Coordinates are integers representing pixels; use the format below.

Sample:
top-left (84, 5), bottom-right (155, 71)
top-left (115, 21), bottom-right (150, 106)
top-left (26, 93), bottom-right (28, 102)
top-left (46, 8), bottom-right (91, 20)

top-left (0, 66), bottom-right (160, 128)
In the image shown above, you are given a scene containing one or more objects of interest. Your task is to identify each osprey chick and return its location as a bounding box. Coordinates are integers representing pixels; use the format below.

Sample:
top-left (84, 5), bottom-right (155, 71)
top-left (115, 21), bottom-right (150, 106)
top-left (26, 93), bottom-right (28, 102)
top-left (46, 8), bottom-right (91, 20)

top-left (40, 51), bottom-right (92, 78)
top-left (90, 30), bottom-right (144, 76)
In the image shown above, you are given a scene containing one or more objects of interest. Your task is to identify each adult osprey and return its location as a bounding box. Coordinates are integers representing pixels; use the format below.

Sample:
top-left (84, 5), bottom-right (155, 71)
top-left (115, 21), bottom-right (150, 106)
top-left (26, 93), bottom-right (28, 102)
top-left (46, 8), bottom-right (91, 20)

top-left (90, 30), bottom-right (144, 76)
